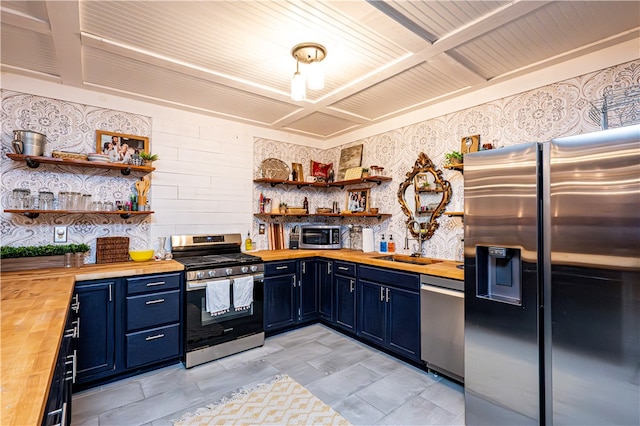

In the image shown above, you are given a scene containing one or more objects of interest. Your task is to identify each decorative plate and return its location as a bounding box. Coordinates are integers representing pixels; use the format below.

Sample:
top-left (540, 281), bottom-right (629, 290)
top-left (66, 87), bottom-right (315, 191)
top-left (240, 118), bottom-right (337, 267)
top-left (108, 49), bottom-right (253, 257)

top-left (260, 158), bottom-right (290, 180)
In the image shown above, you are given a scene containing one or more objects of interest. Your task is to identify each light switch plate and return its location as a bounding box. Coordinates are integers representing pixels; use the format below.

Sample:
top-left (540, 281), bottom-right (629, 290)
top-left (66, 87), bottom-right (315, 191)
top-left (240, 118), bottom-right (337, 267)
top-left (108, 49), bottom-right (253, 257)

top-left (54, 226), bottom-right (67, 243)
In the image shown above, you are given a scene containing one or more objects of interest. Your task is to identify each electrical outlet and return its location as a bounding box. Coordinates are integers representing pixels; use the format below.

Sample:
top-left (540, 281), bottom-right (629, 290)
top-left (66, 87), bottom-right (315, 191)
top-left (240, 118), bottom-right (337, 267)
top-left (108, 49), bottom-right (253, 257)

top-left (54, 226), bottom-right (67, 243)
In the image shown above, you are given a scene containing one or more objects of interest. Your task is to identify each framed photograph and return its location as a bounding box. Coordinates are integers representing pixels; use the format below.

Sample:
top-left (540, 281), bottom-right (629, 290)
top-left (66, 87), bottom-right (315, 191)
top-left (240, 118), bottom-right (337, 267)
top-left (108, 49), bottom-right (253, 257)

top-left (292, 162), bottom-right (304, 181)
top-left (345, 188), bottom-right (370, 213)
top-left (461, 134), bottom-right (480, 155)
top-left (337, 144), bottom-right (363, 181)
top-left (96, 130), bottom-right (149, 156)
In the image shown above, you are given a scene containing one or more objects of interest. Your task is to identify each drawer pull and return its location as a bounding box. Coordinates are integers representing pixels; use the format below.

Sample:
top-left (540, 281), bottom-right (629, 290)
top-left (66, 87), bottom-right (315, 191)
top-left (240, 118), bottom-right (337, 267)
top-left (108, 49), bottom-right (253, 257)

top-left (145, 333), bottom-right (165, 341)
top-left (146, 281), bottom-right (166, 287)
top-left (338, 266), bottom-right (349, 271)
top-left (275, 266), bottom-right (288, 270)
top-left (145, 298), bottom-right (165, 305)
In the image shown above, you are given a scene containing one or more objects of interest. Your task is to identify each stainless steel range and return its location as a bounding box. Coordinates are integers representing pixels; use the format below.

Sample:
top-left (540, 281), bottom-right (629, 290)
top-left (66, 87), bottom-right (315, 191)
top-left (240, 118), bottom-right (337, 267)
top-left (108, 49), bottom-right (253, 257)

top-left (171, 234), bottom-right (264, 368)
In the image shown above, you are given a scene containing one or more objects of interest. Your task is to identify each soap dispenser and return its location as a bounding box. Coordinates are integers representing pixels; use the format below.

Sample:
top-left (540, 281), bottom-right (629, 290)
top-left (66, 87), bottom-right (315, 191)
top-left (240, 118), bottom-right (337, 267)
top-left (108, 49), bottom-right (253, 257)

top-left (388, 234), bottom-right (396, 253)
top-left (379, 234), bottom-right (388, 253)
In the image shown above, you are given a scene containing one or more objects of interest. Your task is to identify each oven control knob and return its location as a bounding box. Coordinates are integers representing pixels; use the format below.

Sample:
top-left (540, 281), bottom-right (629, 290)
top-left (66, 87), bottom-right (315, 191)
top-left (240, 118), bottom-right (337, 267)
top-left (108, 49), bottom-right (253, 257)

top-left (208, 270), bottom-right (215, 278)
top-left (225, 268), bottom-right (233, 276)
top-left (196, 271), bottom-right (205, 280)
top-left (241, 266), bottom-right (249, 274)
top-left (250, 265), bottom-right (258, 272)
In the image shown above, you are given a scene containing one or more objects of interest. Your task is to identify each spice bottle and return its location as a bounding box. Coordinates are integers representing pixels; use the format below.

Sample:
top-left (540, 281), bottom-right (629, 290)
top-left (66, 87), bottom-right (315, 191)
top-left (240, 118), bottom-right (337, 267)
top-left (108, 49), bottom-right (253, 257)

top-left (303, 197), bottom-right (309, 214)
top-left (388, 234), bottom-right (396, 253)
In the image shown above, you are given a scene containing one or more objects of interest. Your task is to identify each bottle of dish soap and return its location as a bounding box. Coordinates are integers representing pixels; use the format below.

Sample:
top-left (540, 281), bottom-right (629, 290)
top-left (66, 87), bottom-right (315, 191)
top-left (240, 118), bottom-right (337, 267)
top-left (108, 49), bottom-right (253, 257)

top-left (379, 234), bottom-right (387, 253)
top-left (245, 231), bottom-right (253, 251)
top-left (388, 234), bottom-right (396, 253)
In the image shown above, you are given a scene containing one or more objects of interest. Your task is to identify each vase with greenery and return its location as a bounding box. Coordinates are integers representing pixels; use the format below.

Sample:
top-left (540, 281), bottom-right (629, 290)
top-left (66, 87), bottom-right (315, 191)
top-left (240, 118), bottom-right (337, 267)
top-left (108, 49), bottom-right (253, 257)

top-left (445, 151), bottom-right (464, 166)
top-left (279, 202), bottom-right (288, 214)
top-left (138, 151), bottom-right (159, 166)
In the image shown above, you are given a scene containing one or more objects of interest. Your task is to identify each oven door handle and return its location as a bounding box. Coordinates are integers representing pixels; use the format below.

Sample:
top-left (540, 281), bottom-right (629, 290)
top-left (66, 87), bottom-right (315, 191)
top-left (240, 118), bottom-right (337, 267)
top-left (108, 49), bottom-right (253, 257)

top-left (186, 275), bottom-right (261, 291)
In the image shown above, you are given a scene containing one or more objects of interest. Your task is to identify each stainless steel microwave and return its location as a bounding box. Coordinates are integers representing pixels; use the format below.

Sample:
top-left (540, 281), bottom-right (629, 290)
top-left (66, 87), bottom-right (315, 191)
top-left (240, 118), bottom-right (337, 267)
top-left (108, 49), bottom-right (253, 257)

top-left (299, 225), bottom-right (341, 249)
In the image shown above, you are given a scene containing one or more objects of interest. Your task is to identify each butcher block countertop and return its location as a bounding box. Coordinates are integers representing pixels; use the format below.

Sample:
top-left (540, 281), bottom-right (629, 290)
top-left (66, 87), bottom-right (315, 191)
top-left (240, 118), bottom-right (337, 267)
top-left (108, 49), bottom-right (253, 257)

top-left (253, 249), bottom-right (464, 281)
top-left (0, 260), bottom-right (184, 426)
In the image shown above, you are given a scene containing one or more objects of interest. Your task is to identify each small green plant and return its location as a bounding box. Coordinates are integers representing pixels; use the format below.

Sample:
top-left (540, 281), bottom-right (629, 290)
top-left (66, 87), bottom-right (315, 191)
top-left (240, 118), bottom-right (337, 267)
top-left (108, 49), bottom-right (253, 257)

top-left (1, 244), bottom-right (90, 259)
top-left (279, 202), bottom-right (288, 207)
top-left (445, 151), bottom-right (464, 165)
top-left (138, 151), bottom-right (159, 162)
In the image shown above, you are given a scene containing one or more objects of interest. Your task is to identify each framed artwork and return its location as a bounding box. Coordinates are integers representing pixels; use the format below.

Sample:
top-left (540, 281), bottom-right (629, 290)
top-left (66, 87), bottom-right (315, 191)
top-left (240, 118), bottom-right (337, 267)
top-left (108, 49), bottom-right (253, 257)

top-left (337, 144), bottom-right (363, 181)
top-left (344, 166), bottom-right (363, 180)
top-left (96, 130), bottom-right (149, 156)
top-left (414, 172), bottom-right (432, 190)
top-left (461, 135), bottom-right (480, 155)
top-left (292, 162), bottom-right (304, 181)
top-left (345, 188), bottom-right (370, 213)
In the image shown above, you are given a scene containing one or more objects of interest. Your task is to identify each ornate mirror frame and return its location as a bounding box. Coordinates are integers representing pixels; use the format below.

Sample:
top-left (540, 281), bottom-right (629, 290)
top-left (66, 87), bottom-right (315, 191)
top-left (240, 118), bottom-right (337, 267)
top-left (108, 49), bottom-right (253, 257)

top-left (397, 152), bottom-right (452, 240)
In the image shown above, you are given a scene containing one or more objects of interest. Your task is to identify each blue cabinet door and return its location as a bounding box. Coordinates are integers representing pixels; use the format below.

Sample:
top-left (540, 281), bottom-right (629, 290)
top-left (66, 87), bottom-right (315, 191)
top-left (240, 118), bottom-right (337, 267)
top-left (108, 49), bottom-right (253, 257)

top-left (387, 286), bottom-right (421, 360)
top-left (264, 273), bottom-right (296, 331)
top-left (298, 259), bottom-right (319, 322)
top-left (357, 280), bottom-right (385, 345)
top-left (335, 274), bottom-right (356, 331)
top-left (74, 279), bottom-right (117, 384)
top-left (317, 259), bottom-right (333, 322)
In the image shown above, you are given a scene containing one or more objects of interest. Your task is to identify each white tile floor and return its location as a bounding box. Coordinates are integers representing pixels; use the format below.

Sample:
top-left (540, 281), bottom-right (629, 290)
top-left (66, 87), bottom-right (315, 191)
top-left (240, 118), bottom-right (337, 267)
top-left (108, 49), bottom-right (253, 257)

top-left (71, 324), bottom-right (464, 425)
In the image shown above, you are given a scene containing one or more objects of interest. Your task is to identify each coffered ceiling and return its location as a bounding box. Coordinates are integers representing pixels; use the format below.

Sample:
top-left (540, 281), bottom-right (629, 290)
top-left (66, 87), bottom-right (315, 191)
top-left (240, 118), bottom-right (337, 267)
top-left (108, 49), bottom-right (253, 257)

top-left (1, 1), bottom-right (638, 140)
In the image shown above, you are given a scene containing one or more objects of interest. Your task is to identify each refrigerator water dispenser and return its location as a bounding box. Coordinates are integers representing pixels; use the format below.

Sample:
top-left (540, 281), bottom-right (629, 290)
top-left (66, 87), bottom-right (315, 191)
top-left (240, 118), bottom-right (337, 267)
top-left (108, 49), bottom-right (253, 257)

top-left (476, 246), bottom-right (522, 305)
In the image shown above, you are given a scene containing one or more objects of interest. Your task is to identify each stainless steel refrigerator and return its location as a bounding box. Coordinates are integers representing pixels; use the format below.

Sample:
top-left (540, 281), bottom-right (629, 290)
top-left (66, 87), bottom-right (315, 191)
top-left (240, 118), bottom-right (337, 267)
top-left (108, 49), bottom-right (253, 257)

top-left (464, 124), bottom-right (640, 425)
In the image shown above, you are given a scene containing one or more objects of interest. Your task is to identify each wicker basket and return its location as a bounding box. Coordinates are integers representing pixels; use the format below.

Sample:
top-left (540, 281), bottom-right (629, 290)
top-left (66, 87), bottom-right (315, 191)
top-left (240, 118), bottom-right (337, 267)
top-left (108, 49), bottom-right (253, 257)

top-left (52, 151), bottom-right (88, 161)
top-left (286, 207), bottom-right (307, 214)
top-left (96, 237), bottom-right (130, 264)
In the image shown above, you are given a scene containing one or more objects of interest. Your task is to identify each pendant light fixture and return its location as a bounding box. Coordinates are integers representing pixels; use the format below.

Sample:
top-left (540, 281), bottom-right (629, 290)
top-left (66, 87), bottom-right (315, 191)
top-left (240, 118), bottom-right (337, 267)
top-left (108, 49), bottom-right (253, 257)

top-left (291, 42), bottom-right (327, 101)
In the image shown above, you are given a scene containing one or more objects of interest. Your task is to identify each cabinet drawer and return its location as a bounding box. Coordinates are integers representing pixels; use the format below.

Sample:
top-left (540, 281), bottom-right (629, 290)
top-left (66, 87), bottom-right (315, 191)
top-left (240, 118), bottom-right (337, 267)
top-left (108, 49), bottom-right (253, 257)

top-left (126, 272), bottom-right (181, 295)
top-left (334, 261), bottom-right (356, 277)
top-left (359, 266), bottom-right (419, 291)
top-left (125, 323), bottom-right (180, 368)
top-left (265, 261), bottom-right (297, 276)
top-left (126, 290), bottom-right (180, 331)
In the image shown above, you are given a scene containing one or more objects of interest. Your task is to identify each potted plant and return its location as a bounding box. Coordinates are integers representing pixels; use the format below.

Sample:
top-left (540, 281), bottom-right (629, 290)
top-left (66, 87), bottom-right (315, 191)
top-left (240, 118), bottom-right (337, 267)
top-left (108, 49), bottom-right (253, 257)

top-left (361, 167), bottom-right (370, 178)
top-left (445, 151), bottom-right (464, 166)
top-left (279, 202), bottom-right (288, 214)
top-left (1, 243), bottom-right (90, 271)
top-left (138, 151), bottom-right (159, 166)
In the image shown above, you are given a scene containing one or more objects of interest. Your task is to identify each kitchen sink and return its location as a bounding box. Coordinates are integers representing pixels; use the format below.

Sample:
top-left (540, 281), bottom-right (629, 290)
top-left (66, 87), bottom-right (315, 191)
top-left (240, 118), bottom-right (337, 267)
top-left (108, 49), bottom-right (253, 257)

top-left (372, 254), bottom-right (443, 265)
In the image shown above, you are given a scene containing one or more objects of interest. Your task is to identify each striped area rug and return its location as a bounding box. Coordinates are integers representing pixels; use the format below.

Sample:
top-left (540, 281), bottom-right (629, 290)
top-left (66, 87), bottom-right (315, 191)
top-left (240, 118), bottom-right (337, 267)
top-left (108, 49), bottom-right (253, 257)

top-left (173, 374), bottom-right (351, 425)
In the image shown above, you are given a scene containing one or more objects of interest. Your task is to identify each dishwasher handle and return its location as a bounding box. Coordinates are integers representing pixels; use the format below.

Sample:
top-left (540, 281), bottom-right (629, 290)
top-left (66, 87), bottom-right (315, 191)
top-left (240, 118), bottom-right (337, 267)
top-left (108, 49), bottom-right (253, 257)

top-left (421, 284), bottom-right (464, 299)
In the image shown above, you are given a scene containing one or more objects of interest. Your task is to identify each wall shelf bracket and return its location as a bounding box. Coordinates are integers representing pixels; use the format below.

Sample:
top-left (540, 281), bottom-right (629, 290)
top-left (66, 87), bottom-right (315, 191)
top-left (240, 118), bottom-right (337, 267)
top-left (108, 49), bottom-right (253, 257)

top-left (24, 211), bottom-right (40, 218)
top-left (121, 167), bottom-right (131, 176)
top-left (25, 158), bottom-right (40, 169)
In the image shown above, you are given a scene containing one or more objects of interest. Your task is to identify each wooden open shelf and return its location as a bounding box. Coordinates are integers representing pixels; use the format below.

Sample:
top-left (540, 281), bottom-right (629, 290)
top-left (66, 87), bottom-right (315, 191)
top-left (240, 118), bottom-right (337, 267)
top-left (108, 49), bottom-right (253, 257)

top-left (4, 209), bottom-right (154, 219)
top-left (253, 176), bottom-right (392, 188)
top-left (445, 211), bottom-right (464, 217)
top-left (254, 212), bottom-right (391, 220)
top-left (7, 153), bottom-right (155, 175)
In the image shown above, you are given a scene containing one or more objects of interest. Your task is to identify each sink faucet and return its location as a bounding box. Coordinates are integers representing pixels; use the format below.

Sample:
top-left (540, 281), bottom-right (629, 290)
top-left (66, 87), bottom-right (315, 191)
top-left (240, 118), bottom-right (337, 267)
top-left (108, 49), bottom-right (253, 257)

top-left (405, 220), bottom-right (424, 257)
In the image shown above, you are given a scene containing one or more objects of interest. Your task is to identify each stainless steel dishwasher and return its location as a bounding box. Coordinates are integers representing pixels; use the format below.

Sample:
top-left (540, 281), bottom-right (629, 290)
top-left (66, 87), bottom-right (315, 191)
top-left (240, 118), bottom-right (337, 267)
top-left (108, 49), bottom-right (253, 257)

top-left (420, 274), bottom-right (464, 382)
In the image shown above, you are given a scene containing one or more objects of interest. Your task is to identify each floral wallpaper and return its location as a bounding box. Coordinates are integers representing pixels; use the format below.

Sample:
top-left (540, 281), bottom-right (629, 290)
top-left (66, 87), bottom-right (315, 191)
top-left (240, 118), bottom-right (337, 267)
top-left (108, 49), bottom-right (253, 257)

top-left (253, 60), bottom-right (640, 260)
top-left (1, 92), bottom-right (152, 262)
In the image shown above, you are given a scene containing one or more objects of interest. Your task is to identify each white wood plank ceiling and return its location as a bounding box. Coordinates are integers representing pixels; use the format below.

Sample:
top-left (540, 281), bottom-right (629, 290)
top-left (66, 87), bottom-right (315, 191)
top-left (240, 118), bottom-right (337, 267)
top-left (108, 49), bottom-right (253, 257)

top-left (2, 1), bottom-right (638, 140)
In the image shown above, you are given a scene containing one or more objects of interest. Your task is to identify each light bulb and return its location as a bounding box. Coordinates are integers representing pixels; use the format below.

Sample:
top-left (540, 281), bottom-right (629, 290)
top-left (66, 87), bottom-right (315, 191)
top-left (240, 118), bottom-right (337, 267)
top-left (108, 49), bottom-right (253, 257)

top-left (291, 70), bottom-right (306, 101)
top-left (307, 61), bottom-right (324, 90)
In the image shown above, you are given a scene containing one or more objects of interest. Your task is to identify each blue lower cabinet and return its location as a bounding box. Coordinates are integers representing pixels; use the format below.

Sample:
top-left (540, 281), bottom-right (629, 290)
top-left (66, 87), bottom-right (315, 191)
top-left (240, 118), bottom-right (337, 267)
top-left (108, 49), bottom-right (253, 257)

top-left (334, 274), bottom-right (356, 332)
top-left (126, 324), bottom-right (181, 368)
top-left (299, 259), bottom-right (319, 322)
top-left (264, 271), bottom-right (297, 331)
top-left (74, 279), bottom-right (117, 384)
top-left (317, 259), bottom-right (333, 322)
top-left (126, 290), bottom-right (180, 331)
top-left (357, 266), bottom-right (421, 361)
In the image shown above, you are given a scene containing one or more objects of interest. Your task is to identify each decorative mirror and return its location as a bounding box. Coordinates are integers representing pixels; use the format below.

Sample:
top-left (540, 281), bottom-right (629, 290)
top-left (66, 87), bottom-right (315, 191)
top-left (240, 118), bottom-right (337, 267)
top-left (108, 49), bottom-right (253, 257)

top-left (397, 152), bottom-right (452, 240)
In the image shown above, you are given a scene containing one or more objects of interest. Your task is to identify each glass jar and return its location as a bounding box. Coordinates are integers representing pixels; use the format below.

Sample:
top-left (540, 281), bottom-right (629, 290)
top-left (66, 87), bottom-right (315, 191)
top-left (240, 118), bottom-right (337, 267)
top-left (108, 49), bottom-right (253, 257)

top-left (69, 192), bottom-right (81, 210)
top-left (12, 189), bottom-right (31, 209)
top-left (58, 191), bottom-right (69, 210)
top-left (39, 191), bottom-right (54, 210)
top-left (154, 236), bottom-right (168, 260)
top-left (80, 194), bottom-right (92, 210)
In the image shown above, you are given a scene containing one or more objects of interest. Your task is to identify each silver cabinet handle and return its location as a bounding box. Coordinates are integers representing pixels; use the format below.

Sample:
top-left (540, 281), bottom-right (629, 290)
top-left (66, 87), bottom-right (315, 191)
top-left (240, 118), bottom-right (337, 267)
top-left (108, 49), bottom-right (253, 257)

top-left (109, 284), bottom-right (112, 302)
top-left (380, 286), bottom-right (385, 301)
top-left (350, 279), bottom-right (354, 293)
top-left (65, 318), bottom-right (80, 339)
top-left (302, 262), bottom-right (306, 274)
top-left (338, 266), bottom-right (349, 271)
top-left (145, 298), bottom-right (165, 305)
top-left (145, 333), bottom-right (165, 341)
top-left (328, 263), bottom-right (332, 274)
top-left (275, 266), bottom-right (288, 270)
top-left (71, 294), bottom-right (80, 313)
top-left (146, 281), bottom-right (166, 287)
top-left (386, 287), bottom-right (390, 303)
top-left (292, 276), bottom-right (296, 287)
top-left (72, 349), bottom-right (77, 383)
